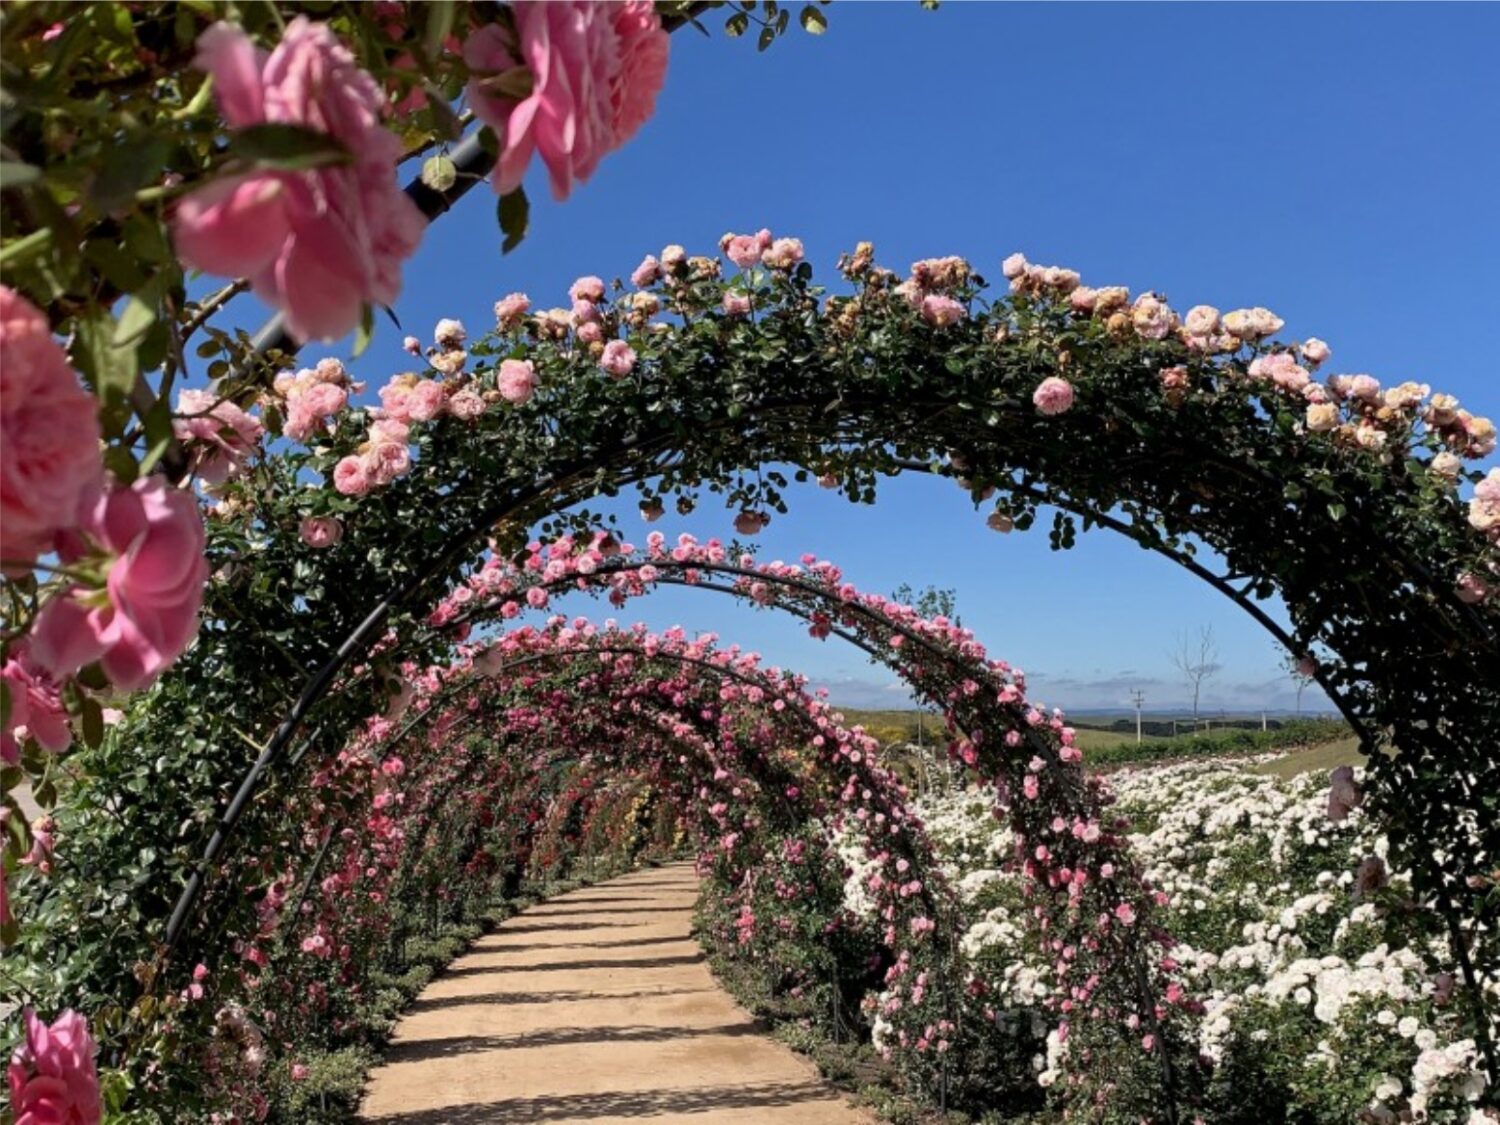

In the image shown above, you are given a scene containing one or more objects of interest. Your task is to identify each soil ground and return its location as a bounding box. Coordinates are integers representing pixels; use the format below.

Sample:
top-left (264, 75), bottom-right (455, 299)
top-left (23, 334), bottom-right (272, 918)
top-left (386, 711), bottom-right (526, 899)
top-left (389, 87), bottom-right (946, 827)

top-left (358, 862), bottom-right (873, 1124)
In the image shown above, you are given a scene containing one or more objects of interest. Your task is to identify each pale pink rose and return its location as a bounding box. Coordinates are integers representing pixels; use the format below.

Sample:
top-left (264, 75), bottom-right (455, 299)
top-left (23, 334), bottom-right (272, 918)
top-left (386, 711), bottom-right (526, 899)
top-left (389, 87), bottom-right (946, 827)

top-left (332, 455), bottom-right (370, 495)
top-left (405, 380), bottom-right (447, 422)
top-left (723, 234), bottom-right (764, 271)
top-left (30, 477), bottom-right (207, 692)
top-left (291, 1063), bottom-right (311, 1082)
top-left (1383, 381), bottom-right (1429, 412)
top-left (377, 378), bottom-right (416, 423)
top-left (1130, 293), bottom-right (1177, 340)
top-left (1326, 765), bottom-right (1362, 822)
top-left (1455, 412), bottom-right (1496, 458)
top-left (761, 237), bottom-right (804, 271)
top-left (891, 279), bottom-right (924, 309)
top-left (1455, 572), bottom-right (1490, 604)
top-left (1, 651), bottom-right (71, 763)
top-left (427, 348), bottom-right (466, 376)
top-left (576, 321), bottom-right (603, 345)
top-left (570, 298), bottom-right (600, 325)
top-left (1301, 337), bottom-right (1330, 365)
top-left (660, 244), bottom-right (687, 271)
top-left (1305, 402), bottom-right (1339, 432)
top-left (1113, 902), bottom-right (1136, 926)
top-left (1032, 376), bottom-right (1075, 416)
top-left (464, 2), bottom-right (668, 200)
top-left (733, 511), bottom-right (768, 536)
top-left (497, 359), bottom-right (538, 405)
top-left (1183, 305), bottom-right (1221, 338)
top-left (1425, 393), bottom-right (1461, 427)
top-left (722, 291), bottom-right (751, 317)
top-left (402, 335), bottom-right (421, 355)
top-left (1093, 286), bottom-right (1130, 314)
top-left (1429, 451), bottom-right (1462, 482)
top-left (6, 1008), bottom-right (101, 1125)
top-left (284, 381), bottom-right (347, 442)
top-left (433, 318), bottom-right (466, 348)
top-left (1329, 373), bottom-right (1382, 403)
top-left (1041, 266), bottom-right (1080, 292)
top-left (1248, 352), bottom-right (1310, 393)
top-left (599, 340), bottom-right (636, 378)
top-left (0, 287), bottom-right (103, 569)
top-left (1222, 307), bottom-right (1283, 341)
top-left (1159, 366), bottom-right (1189, 392)
top-left (1068, 287), bottom-right (1098, 314)
top-left (448, 390), bottom-right (486, 421)
top-left (919, 294), bottom-right (965, 327)
top-left (171, 20), bottom-right (426, 342)
top-left (298, 516), bottom-right (343, 548)
top-left (1001, 252), bottom-right (1028, 280)
top-left (631, 255), bottom-right (662, 288)
top-left (364, 438), bottom-right (410, 485)
top-left (173, 388), bottom-right (263, 483)
top-left (569, 276), bottom-right (606, 304)
top-left (494, 292), bottom-right (531, 329)
top-left (1354, 421), bottom-right (1389, 451)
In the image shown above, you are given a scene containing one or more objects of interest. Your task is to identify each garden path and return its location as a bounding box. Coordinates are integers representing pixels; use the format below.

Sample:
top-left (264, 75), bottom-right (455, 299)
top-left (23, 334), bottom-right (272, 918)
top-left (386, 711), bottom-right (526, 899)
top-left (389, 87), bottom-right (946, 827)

top-left (358, 862), bottom-right (872, 1123)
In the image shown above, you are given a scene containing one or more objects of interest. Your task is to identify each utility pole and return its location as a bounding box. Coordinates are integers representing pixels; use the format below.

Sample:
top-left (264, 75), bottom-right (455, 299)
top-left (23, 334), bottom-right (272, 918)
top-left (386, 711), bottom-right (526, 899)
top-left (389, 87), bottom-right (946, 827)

top-left (1130, 690), bottom-right (1146, 744)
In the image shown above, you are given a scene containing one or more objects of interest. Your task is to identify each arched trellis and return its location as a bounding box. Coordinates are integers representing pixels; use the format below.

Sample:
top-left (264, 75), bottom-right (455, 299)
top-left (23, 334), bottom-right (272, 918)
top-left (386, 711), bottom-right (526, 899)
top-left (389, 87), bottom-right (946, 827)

top-left (22, 240), bottom-right (1498, 1117)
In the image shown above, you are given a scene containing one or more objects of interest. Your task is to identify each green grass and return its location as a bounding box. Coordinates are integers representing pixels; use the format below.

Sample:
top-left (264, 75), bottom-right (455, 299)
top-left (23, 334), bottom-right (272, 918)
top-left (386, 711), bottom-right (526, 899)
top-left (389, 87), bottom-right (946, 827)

top-left (1250, 736), bottom-right (1366, 779)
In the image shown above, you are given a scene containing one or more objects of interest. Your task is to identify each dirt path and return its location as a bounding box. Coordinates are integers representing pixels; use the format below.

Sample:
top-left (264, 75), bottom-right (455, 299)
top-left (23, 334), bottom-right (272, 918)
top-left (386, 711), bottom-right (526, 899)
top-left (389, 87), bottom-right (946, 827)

top-left (358, 862), bottom-right (873, 1124)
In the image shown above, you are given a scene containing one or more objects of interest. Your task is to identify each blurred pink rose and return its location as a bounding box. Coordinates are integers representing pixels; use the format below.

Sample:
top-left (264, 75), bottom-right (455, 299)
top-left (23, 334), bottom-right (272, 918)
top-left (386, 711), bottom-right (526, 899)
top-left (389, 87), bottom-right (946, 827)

top-left (497, 359), bottom-right (538, 405)
top-left (171, 19), bottom-right (426, 342)
top-left (333, 455), bottom-right (370, 495)
top-left (1326, 765), bottom-right (1362, 822)
top-left (599, 340), bottom-right (636, 378)
top-left (722, 291), bottom-right (751, 318)
top-left (733, 511), bottom-right (768, 536)
top-left (631, 256), bottom-right (662, 288)
top-left (494, 292), bottom-right (531, 329)
top-left (569, 277), bottom-right (606, 304)
top-left (761, 238), bottom-right (804, 271)
top-left (6, 1008), bottom-right (101, 1125)
top-left (448, 390), bottom-right (486, 421)
top-left (1, 651), bottom-right (70, 764)
top-left (919, 294), bottom-right (964, 327)
top-left (0, 287), bottom-right (103, 570)
top-left (31, 478), bottom-right (208, 692)
top-left (173, 389), bottom-right (263, 483)
top-left (1183, 305), bottom-right (1221, 338)
top-left (298, 516), bottom-right (343, 548)
top-left (1301, 337), bottom-right (1331, 365)
top-left (465, 2), bottom-right (669, 200)
top-left (1032, 376), bottom-right (1075, 417)
top-left (405, 380), bottom-right (447, 422)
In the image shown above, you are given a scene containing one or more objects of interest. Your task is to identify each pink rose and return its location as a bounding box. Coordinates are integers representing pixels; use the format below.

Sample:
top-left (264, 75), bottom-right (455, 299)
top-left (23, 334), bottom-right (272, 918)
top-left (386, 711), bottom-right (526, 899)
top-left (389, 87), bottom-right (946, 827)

top-left (433, 318), bottom-right (465, 348)
top-left (298, 516), bottom-right (343, 548)
top-left (494, 292), bottom-right (531, 328)
top-left (1456, 572), bottom-right (1491, 604)
top-left (569, 276), bottom-right (606, 304)
top-left (6, 1008), bottom-right (101, 1125)
top-left (30, 478), bottom-right (208, 692)
top-left (1032, 376), bottom-right (1075, 416)
top-left (332, 455), bottom-right (371, 495)
top-left (722, 291), bottom-right (751, 317)
top-left (405, 380), bottom-right (447, 423)
top-left (448, 390), bottom-right (486, 421)
top-left (464, 2), bottom-right (669, 200)
top-left (1306, 402), bottom-right (1339, 432)
top-left (660, 244), bottom-right (686, 271)
top-left (1001, 252), bottom-right (1028, 280)
top-left (1, 651), bottom-right (71, 764)
top-left (631, 256), bottom-right (662, 288)
top-left (1301, 337), bottom-right (1331, 365)
top-left (173, 389), bottom-right (263, 484)
top-left (1130, 293), bottom-right (1177, 341)
top-left (291, 1063), bottom-right (310, 1082)
top-left (1222, 307), bottom-right (1284, 341)
top-left (402, 335), bottom-right (421, 355)
top-left (0, 287), bottom-right (103, 569)
top-left (733, 511), bottom-right (767, 536)
top-left (576, 321), bottom-right (603, 345)
top-left (599, 340), bottom-right (636, 378)
top-left (284, 381), bottom-right (347, 442)
top-left (497, 359), bottom-right (538, 404)
top-left (723, 234), bottom-right (764, 271)
top-left (171, 20), bottom-right (426, 342)
top-left (920, 294), bottom-right (965, 327)
top-left (1183, 305), bottom-right (1221, 338)
top-left (761, 237), bottom-right (804, 271)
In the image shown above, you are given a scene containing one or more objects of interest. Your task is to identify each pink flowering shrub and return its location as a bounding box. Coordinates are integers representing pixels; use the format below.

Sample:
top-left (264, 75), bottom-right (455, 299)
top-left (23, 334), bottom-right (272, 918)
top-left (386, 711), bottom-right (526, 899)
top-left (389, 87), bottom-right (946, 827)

top-left (464, 2), bottom-right (669, 200)
top-left (171, 19), bottom-right (425, 341)
top-left (173, 389), bottom-right (263, 483)
top-left (0, 287), bottom-right (102, 570)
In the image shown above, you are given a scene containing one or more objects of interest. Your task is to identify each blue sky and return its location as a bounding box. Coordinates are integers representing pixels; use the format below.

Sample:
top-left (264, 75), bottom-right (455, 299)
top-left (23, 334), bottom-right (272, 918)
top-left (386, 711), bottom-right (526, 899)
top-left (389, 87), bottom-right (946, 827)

top-left (241, 3), bottom-right (1500, 714)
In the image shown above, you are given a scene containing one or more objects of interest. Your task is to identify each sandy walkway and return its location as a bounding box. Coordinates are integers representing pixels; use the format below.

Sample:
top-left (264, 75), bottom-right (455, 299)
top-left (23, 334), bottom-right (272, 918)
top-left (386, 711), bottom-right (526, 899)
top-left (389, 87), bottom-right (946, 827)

top-left (358, 862), bottom-right (872, 1124)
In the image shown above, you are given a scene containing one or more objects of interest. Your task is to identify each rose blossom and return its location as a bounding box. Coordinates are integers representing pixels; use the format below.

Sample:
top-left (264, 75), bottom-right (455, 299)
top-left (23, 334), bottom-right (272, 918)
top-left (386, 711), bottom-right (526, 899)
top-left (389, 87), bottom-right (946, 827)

top-left (1301, 337), bottom-right (1331, 365)
top-left (1429, 451), bottom-right (1462, 482)
top-left (402, 335), bottom-right (421, 355)
top-left (721, 291), bottom-right (752, 317)
top-left (660, 244), bottom-right (687, 271)
top-left (1, 651), bottom-right (71, 764)
top-left (1001, 252), bottom-right (1028, 280)
top-left (284, 380), bottom-right (348, 442)
top-left (1183, 305), bottom-right (1221, 338)
top-left (333, 455), bottom-right (370, 496)
top-left (448, 390), bottom-right (486, 421)
top-left (497, 359), bottom-right (538, 405)
top-left (433, 318), bottom-right (466, 348)
top-left (599, 340), bottom-right (637, 378)
top-left (404, 379), bottom-right (447, 422)
top-left (464, 2), bottom-right (669, 200)
top-left (569, 276), bottom-right (606, 304)
top-left (761, 237), bottom-right (804, 271)
top-left (30, 477), bottom-right (209, 692)
top-left (733, 511), bottom-right (768, 536)
top-left (0, 287), bottom-right (104, 568)
top-left (494, 292), bottom-right (531, 329)
top-left (920, 294), bottom-right (965, 327)
top-left (1456, 572), bottom-right (1491, 604)
top-left (171, 19), bottom-right (425, 341)
top-left (1326, 765), bottom-right (1362, 822)
top-left (1222, 307), bottom-right (1284, 341)
top-left (1305, 402), bottom-right (1339, 432)
top-left (631, 255), bottom-right (662, 288)
top-left (1032, 376), bottom-right (1075, 416)
top-left (298, 516), bottom-right (343, 548)
top-left (1130, 293), bottom-right (1177, 340)
top-left (6, 1008), bottom-right (101, 1125)
top-left (173, 389), bottom-right (264, 483)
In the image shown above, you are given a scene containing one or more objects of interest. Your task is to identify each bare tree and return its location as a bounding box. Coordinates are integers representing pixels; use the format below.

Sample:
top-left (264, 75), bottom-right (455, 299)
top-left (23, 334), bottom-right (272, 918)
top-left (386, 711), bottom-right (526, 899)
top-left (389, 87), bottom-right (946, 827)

top-left (1169, 626), bottom-right (1221, 722)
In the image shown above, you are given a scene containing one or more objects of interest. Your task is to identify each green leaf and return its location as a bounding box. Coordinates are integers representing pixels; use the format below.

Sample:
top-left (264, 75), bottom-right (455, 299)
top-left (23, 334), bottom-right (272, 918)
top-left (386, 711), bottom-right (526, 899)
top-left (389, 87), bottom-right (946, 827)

top-left (757, 25), bottom-right (776, 50)
top-left (725, 12), bottom-right (750, 36)
top-left (421, 155), bottom-right (457, 193)
top-left (0, 160), bottom-right (41, 188)
top-left (82, 697), bottom-right (105, 750)
top-left (113, 278), bottom-right (162, 347)
top-left (75, 309), bottom-right (138, 428)
top-left (423, 0), bottom-right (455, 61)
top-left (799, 5), bottom-right (828, 33)
top-left (1327, 502), bottom-right (1346, 521)
top-left (353, 305), bottom-right (375, 359)
top-left (88, 135), bottom-right (171, 213)
top-left (499, 188), bottom-right (529, 255)
top-left (231, 124), bottom-right (350, 171)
